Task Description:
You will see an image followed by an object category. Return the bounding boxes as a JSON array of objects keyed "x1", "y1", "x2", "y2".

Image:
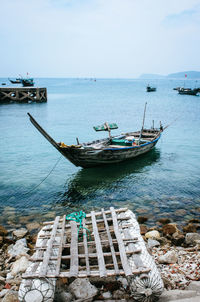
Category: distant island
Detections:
[{"x1": 139, "y1": 71, "x2": 200, "y2": 79}]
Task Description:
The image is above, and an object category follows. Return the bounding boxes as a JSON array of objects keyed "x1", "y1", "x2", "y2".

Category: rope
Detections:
[
  {"x1": 4, "y1": 155, "x2": 62, "y2": 203},
  {"x1": 23, "y1": 155, "x2": 62, "y2": 195},
  {"x1": 66, "y1": 211, "x2": 91, "y2": 240}
]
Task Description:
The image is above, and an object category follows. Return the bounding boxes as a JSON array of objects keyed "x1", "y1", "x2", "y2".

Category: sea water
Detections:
[{"x1": 0, "y1": 78, "x2": 200, "y2": 227}]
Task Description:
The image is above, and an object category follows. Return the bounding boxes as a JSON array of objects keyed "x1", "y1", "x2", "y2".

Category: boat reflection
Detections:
[{"x1": 56, "y1": 148, "x2": 161, "y2": 206}]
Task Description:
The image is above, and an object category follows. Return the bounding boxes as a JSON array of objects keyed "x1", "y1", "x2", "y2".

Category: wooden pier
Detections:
[{"x1": 0, "y1": 87, "x2": 47, "y2": 103}]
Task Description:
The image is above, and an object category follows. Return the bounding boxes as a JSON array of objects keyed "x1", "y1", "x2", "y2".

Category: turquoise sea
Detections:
[{"x1": 0, "y1": 78, "x2": 200, "y2": 228}]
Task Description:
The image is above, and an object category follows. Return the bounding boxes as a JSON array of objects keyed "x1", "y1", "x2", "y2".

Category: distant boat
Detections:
[
  {"x1": 177, "y1": 87, "x2": 199, "y2": 96},
  {"x1": 21, "y1": 78, "x2": 34, "y2": 87},
  {"x1": 146, "y1": 85, "x2": 156, "y2": 92},
  {"x1": 27, "y1": 104, "x2": 165, "y2": 168},
  {"x1": 8, "y1": 78, "x2": 21, "y2": 84}
]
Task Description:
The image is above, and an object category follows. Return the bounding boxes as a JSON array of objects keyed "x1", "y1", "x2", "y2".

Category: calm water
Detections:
[{"x1": 0, "y1": 78, "x2": 200, "y2": 228}]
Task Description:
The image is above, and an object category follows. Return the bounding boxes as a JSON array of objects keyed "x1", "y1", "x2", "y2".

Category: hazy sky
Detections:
[{"x1": 1, "y1": 0, "x2": 200, "y2": 78}]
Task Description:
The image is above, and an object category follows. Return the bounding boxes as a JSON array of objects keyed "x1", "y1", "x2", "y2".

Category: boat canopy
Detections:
[{"x1": 93, "y1": 122, "x2": 118, "y2": 132}]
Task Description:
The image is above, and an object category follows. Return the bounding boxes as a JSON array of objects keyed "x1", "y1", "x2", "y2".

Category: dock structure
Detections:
[
  {"x1": 0, "y1": 87, "x2": 47, "y2": 103},
  {"x1": 19, "y1": 207, "x2": 164, "y2": 302}
]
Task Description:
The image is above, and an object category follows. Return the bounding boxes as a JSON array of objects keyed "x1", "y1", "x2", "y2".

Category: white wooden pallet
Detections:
[{"x1": 23, "y1": 207, "x2": 150, "y2": 279}]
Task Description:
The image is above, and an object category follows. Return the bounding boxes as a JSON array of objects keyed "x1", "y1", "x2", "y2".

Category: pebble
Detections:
[
  {"x1": 137, "y1": 216, "x2": 148, "y2": 224},
  {"x1": 158, "y1": 218, "x2": 171, "y2": 225},
  {"x1": 7, "y1": 238, "x2": 29, "y2": 257},
  {"x1": 26, "y1": 222, "x2": 40, "y2": 232},
  {"x1": 0, "y1": 289, "x2": 9, "y2": 298},
  {"x1": 145, "y1": 230, "x2": 160, "y2": 239},
  {"x1": 140, "y1": 224, "x2": 148, "y2": 235},
  {"x1": 0, "y1": 276, "x2": 5, "y2": 283},
  {"x1": 0, "y1": 225, "x2": 8, "y2": 236},
  {"x1": 102, "y1": 291, "x2": 112, "y2": 299},
  {"x1": 147, "y1": 238, "x2": 160, "y2": 249},
  {"x1": 162, "y1": 223, "x2": 179, "y2": 236},
  {"x1": 183, "y1": 224, "x2": 197, "y2": 233},
  {"x1": 68, "y1": 278, "x2": 98, "y2": 300},
  {"x1": 186, "y1": 281, "x2": 200, "y2": 293},
  {"x1": 11, "y1": 256, "x2": 30, "y2": 276},
  {"x1": 160, "y1": 289, "x2": 198, "y2": 301},
  {"x1": 158, "y1": 250, "x2": 178, "y2": 264},
  {"x1": 13, "y1": 228, "x2": 28, "y2": 239},
  {"x1": 2, "y1": 290, "x2": 19, "y2": 302},
  {"x1": 185, "y1": 233, "x2": 200, "y2": 246},
  {"x1": 172, "y1": 232, "x2": 185, "y2": 246}
]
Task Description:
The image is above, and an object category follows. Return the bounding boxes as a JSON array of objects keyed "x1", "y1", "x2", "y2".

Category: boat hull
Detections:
[
  {"x1": 59, "y1": 137, "x2": 160, "y2": 168},
  {"x1": 178, "y1": 88, "x2": 199, "y2": 95}
]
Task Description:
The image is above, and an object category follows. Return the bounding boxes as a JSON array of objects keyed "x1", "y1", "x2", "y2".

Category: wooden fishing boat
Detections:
[
  {"x1": 21, "y1": 78, "x2": 34, "y2": 87},
  {"x1": 177, "y1": 87, "x2": 199, "y2": 95},
  {"x1": 8, "y1": 78, "x2": 21, "y2": 84},
  {"x1": 28, "y1": 106, "x2": 163, "y2": 168},
  {"x1": 146, "y1": 85, "x2": 156, "y2": 92}
]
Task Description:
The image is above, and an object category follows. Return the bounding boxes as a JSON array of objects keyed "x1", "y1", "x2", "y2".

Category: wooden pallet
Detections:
[{"x1": 23, "y1": 207, "x2": 150, "y2": 279}]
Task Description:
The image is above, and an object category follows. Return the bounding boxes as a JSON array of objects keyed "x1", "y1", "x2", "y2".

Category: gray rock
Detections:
[
  {"x1": 68, "y1": 278, "x2": 98, "y2": 300},
  {"x1": 147, "y1": 238, "x2": 160, "y2": 249},
  {"x1": 55, "y1": 290, "x2": 73, "y2": 302},
  {"x1": 185, "y1": 233, "x2": 200, "y2": 246},
  {"x1": 145, "y1": 230, "x2": 160, "y2": 239},
  {"x1": 117, "y1": 276, "x2": 129, "y2": 289},
  {"x1": 6, "y1": 273, "x2": 14, "y2": 280},
  {"x1": 102, "y1": 291, "x2": 112, "y2": 299},
  {"x1": 0, "y1": 275, "x2": 5, "y2": 283},
  {"x1": 7, "y1": 238, "x2": 29, "y2": 257},
  {"x1": 2, "y1": 290, "x2": 18, "y2": 302},
  {"x1": 13, "y1": 228, "x2": 28, "y2": 239},
  {"x1": 175, "y1": 298, "x2": 200, "y2": 302},
  {"x1": 0, "y1": 289, "x2": 9, "y2": 298},
  {"x1": 160, "y1": 289, "x2": 198, "y2": 301},
  {"x1": 186, "y1": 281, "x2": 200, "y2": 293},
  {"x1": 158, "y1": 250, "x2": 178, "y2": 264},
  {"x1": 112, "y1": 289, "x2": 126, "y2": 299},
  {"x1": 26, "y1": 222, "x2": 40, "y2": 231},
  {"x1": 11, "y1": 255, "x2": 30, "y2": 276}
]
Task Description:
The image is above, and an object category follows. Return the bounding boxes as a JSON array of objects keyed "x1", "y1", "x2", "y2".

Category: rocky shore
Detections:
[{"x1": 0, "y1": 215, "x2": 200, "y2": 301}]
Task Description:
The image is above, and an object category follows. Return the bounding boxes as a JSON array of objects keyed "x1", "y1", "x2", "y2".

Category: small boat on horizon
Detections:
[
  {"x1": 27, "y1": 104, "x2": 165, "y2": 168},
  {"x1": 21, "y1": 78, "x2": 34, "y2": 87},
  {"x1": 146, "y1": 85, "x2": 156, "y2": 92},
  {"x1": 177, "y1": 87, "x2": 200, "y2": 96},
  {"x1": 8, "y1": 78, "x2": 21, "y2": 84}
]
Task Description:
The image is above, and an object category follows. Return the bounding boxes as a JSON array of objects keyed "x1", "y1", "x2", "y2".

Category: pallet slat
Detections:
[
  {"x1": 82, "y1": 218, "x2": 91, "y2": 276},
  {"x1": 39, "y1": 216, "x2": 60, "y2": 277},
  {"x1": 42, "y1": 208, "x2": 128, "y2": 226},
  {"x1": 91, "y1": 211, "x2": 107, "y2": 277},
  {"x1": 34, "y1": 237, "x2": 138, "y2": 250},
  {"x1": 55, "y1": 215, "x2": 66, "y2": 276},
  {"x1": 101, "y1": 208, "x2": 120, "y2": 275},
  {"x1": 31, "y1": 249, "x2": 141, "y2": 262},
  {"x1": 69, "y1": 221, "x2": 79, "y2": 277},
  {"x1": 110, "y1": 207, "x2": 132, "y2": 276},
  {"x1": 23, "y1": 267, "x2": 151, "y2": 279}
]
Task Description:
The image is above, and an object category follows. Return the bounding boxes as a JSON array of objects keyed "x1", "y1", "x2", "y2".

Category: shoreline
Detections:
[{"x1": 0, "y1": 214, "x2": 200, "y2": 301}]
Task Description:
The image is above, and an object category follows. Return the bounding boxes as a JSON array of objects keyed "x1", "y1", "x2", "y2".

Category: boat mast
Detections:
[{"x1": 139, "y1": 102, "x2": 147, "y2": 143}]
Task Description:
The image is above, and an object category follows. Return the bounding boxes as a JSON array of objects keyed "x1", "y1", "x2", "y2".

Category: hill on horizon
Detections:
[{"x1": 139, "y1": 71, "x2": 200, "y2": 79}]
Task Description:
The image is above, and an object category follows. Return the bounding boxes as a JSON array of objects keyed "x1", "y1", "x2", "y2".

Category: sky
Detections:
[{"x1": 0, "y1": 0, "x2": 200, "y2": 78}]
